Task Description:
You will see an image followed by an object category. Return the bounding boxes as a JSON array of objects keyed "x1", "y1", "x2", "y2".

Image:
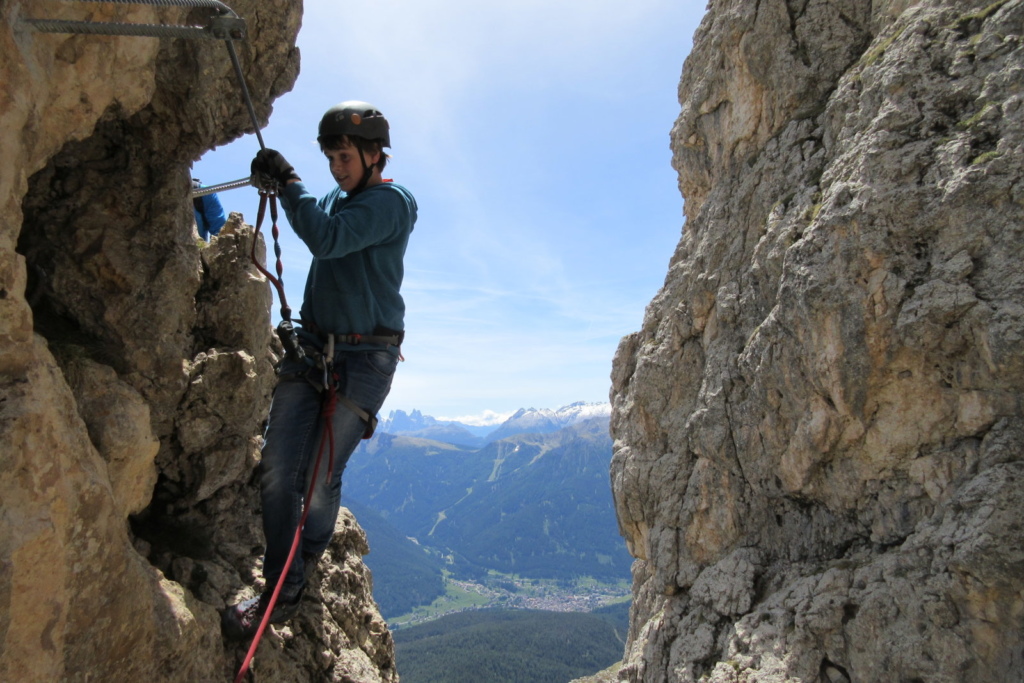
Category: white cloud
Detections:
[
  {"x1": 436, "y1": 409, "x2": 516, "y2": 426},
  {"x1": 297, "y1": 0, "x2": 704, "y2": 149}
]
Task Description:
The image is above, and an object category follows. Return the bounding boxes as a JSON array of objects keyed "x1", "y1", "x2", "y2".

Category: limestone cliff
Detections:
[
  {"x1": 1, "y1": 1, "x2": 395, "y2": 680},
  {"x1": 611, "y1": 0, "x2": 1024, "y2": 681}
]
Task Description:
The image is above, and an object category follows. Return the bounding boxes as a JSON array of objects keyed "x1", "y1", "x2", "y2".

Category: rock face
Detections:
[
  {"x1": 611, "y1": 1, "x2": 1024, "y2": 681},
  {"x1": 1, "y1": 1, "x2": 395, "y2": 681}
]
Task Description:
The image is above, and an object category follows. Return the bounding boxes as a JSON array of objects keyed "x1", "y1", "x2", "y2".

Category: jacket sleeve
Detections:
[
  {"x1": 280, "y1": 182, "x2": 407, "y2": 259},
  {"x1": 202, "y1": 194, "x2": 227, "y2": 234}
]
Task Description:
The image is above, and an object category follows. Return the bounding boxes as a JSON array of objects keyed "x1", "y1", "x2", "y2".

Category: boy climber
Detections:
[{"x1": 222, "y1": 101, "x2": 417, "y2": 639}]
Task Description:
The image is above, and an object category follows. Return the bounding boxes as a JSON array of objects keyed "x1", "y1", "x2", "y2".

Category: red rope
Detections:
[
  {"x1": 234, "y1": 187, "x2": 339, "y2": 680},
  {"x1": 233, "y1": 384, "x2": 337, "y2": 682}
]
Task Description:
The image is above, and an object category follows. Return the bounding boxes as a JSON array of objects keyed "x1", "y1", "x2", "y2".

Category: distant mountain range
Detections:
[
  {"x1": 377, "y1": 410, "x2": 490, "y2": 448},
  {"x1": 346, "y1": 402, "x2": 631, "y2": 616},
  {"x1": 378, "y1": 401, "x2": 612, "y2": 448}
]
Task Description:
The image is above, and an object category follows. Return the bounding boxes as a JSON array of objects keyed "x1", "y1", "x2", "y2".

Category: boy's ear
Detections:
[{"x1": 368, "y1": 143, "x2": 383, "y2": 165}]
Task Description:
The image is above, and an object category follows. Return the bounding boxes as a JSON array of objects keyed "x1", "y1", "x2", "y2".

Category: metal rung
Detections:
[
  {"x1": 20, "y1": 2, "x2": 246, "y2": 41},
  {"x1": 191, "y1": 176, "x2": 253, "y2": 198},
  {"x1": 23, "y1": 17, "x2": 245, "y2": 40}
]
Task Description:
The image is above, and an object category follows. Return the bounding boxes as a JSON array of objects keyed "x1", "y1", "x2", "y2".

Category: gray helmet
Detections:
[{"x1": 317, "y1": 101, "x2": 390, "y2": 148}]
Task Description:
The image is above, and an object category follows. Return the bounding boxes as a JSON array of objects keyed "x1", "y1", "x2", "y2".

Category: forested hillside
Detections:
[
  {"x1": 345, "y1": 499, "x2": 446, "y2": 618},
  {"x1": 346, "y1": 417, "x2": 632, "y2": 582},
  {"x1": 393, "y1": 605, "x2": 629, "y2": 683}
]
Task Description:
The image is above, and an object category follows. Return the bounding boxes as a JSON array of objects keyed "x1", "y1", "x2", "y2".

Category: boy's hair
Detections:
[{"x1": 320, "y1": 135, "x2": 389, "y2": 172}]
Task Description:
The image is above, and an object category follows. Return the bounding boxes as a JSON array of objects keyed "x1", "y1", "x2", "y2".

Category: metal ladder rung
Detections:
[
  {"x1": 191, "y1": 177, "x2": 253, "y2": 198},
  {"x1": 23, "y1": 17, "x2": 244, "y2": 40},
  {"x1": 20, "y1": 0, "x2": 246, "y2": 41}
]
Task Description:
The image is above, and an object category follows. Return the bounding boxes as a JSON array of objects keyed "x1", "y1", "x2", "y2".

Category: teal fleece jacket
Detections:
[{"x1": 279, "y1": 180, "x2": 417, "y2": 345}]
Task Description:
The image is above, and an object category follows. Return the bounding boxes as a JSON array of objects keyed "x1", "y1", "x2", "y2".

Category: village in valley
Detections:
[{"x1": 389, "y1": 575, "x2": 631, "y2": 629}]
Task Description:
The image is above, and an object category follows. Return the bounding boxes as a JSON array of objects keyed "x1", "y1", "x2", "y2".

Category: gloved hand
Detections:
[{"x1": 251, "y1": 148, "x2": 300, "y2": 187}]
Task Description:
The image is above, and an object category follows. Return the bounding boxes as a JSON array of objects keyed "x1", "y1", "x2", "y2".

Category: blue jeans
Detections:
[{"x1": 259, "y1": 348, "x2": 398, "y2": 595}]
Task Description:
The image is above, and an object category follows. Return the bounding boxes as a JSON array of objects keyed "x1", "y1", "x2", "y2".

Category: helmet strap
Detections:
[{"x1": 347, "y1": 147, "x2": 374, "y2": 196}]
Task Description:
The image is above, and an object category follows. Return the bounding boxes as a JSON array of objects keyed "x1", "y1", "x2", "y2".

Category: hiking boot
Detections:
[{"x1": 221, "y1": 588, "x2": 303, "y2": 641}]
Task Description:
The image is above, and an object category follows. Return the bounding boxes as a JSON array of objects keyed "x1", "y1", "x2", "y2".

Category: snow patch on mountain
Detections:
[
  {"x1": 437, "y1": 409, "x2": 515, "y2": 427},
  {"x1": 380, "y1": 402, "x2": 611, "y2": 446},
  {"x1": 484, "y1": 402, "x2": 611, "y2": 442}
]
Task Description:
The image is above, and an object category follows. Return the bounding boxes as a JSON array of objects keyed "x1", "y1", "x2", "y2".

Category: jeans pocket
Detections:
[{"x1": 363, "y1": 350, "x2": 399, "y2": 379}]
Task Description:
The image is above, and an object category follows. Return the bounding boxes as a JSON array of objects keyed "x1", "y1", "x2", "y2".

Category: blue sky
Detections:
[{"x1": 194, "y1": 0, "x2": 706, "y2": 424}]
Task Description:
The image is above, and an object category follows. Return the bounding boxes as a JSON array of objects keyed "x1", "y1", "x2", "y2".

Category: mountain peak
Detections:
[
  {"x1": 379, "y1": 403, "x2": 611, "y2": 447},
  {"x1": 485, "y1": 402, "x2": 610, "y2": 442}
]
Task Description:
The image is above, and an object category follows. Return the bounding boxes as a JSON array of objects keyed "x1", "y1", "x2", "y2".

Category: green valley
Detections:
[
  {"x1": 388, "y1": 572, "x2": 631, "y2": 629},
  {"x1": 346, "y1": 414, "x2": 633, "y2": 596},
  {"x1": 343, "y1": 407, "x2": 633, "y2": 682}
]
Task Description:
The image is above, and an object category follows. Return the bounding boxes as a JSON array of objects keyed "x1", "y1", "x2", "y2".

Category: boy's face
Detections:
[{"x1": 324, "y1": 139, "x2": 381, "y2": 193}]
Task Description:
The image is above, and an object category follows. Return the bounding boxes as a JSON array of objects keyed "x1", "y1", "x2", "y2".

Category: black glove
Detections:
[{"x1": 251, "y1": 148, "x2": 300, "y2": 187}]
